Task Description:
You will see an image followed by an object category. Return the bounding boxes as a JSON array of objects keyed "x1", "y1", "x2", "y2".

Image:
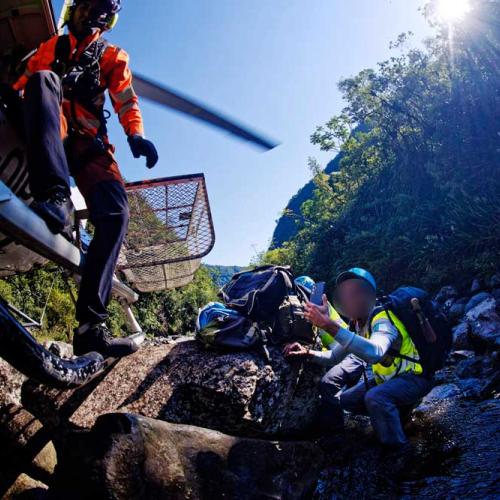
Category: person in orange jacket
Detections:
[{"x1": 14, "y1": 0, "x2": 158, "y2": 358}]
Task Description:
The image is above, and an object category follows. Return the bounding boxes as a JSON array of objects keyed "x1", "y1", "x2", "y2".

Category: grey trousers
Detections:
[{"x1": 340, "y1": 372, "x2": 434, "y2": 446}]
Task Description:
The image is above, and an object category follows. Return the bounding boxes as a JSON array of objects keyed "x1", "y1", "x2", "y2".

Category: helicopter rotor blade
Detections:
[{"x1": 132, "y1": 73, "x2": 278, "y2": 151}]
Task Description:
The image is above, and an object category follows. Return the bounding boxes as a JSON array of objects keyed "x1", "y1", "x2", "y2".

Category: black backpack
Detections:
[
  {"x1": 219, "y1": 265, "x2": 316, "y2": 346},
  {"x1": 219, "y1": 266, "x2": 295, "y2": 321},
  {"x1": 370, "y1": 286, "x2": 452, "y2": 376}
]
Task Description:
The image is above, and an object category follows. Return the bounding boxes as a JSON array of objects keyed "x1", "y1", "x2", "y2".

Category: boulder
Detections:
[
  {"x1": 414, "y1": 383, "x2": 461, "y2": 414},
  {"x1": 452, "y1": 322, "x2": 471, "y2": 350},
  {"x1": 435, "y1": 285, "x2": 458, "y2": 304},
  {"x1": 466, "y1": 298, "x2": 500, "y2": 349},
  {"x1": 22, "y1": 340, "x2": 324, "y2": 438},
  {"x1": 54, "y1": 413, "x2": 324, "y2": 500},
  {"x1": 0, "y1": 358, "x2": 26, "y2": 407},
  {"x1": 465, "y1": 292, "x2": 493, "y2": 313}
]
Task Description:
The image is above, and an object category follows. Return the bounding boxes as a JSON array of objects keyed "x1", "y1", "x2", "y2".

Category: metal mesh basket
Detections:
[{"x1": 117, "y1": 174, "x2": 215, "y2": 292}]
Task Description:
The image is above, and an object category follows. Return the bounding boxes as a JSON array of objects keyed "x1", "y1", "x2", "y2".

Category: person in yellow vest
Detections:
[{"x1": 285, "y1": 268, "x2": 433, "y2": 450}]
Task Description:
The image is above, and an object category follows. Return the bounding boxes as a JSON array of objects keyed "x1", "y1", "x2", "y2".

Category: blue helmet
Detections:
[
  {"x1": 294, "y1": 275, "x2": 316, "y2": 293},
  {"x1": 335, "y1": 267, "x2": 377, "y2": 292},
  {"x1": 196, "y1": 302, "x2": 241, "y2": 332}
]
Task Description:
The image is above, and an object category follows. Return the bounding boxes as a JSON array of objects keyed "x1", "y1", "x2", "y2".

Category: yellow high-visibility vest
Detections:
[
  {"x1": 319, "y1": 303, "x2": 348, "y2": 349},
  {"x1": 371, "y1": 309, "x2": 423, "y2": 384}
]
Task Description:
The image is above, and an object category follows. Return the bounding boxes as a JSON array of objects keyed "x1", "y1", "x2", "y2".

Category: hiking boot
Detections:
[
  {"x1": 31, "y1": 187, "x2": 74, "y2": 240},
  {"x1": 73, "y1": 323, "x2": 139, "y2": 358}
]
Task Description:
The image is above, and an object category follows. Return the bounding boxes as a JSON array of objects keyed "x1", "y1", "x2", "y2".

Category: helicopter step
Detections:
[{"x1": 0, "y1": 297, "x2": 144, "y2": 388}]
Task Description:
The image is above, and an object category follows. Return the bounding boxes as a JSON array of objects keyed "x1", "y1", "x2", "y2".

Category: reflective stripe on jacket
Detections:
[
  {"x1": 371, "y1": 309, "x2": 423, "y2": 384},
  {"x1": 14, "y1": 31, "x2": 144, "y2": 138}
]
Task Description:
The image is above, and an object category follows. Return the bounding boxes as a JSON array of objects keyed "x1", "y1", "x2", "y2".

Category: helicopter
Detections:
[{"x1": 0, "y1": 0, "x2": 277, "y2": 388}]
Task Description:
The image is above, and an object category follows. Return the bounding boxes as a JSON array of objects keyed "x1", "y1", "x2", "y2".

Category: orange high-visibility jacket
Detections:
[{"x1": 14, "y1": 30, "x2": 144, "y2": 139}]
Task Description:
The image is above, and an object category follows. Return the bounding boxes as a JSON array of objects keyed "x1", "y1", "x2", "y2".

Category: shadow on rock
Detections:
[{"x1": 52, "y1": 412, "x2": 325, "y2": 500}]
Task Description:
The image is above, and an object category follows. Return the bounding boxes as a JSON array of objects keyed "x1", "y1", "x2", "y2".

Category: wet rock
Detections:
[
  {"x1": 488, "y1": 273, "x2": 500, "y2": 289},
  {"x1": 415, "y1": 383, "x2": 461, "y2": 414},
  {"x1": 2, "y1": 474, "x2": 48, "y2": 500},
  {"x1": 449, "y1": 350, "x2": 475, "y2": 362},
  {"x1": 464, "y1": 292, "x2": 493, "y2": 313},
  {"x1": 23, "y1": 340, "x2": 323, "y2": 438},
  {"x1": 455, "y1": 377, "x2": 483, "y2": 399},
  {"x1": 0, "y1": 404, "x2": 57, "y2": 490},
  {"x1": 466, "y1": 298, "x2": 500, "y2": 349},
  {"x1": 0, "y1": 358, "x2": 26, "y2": 407},
  {"x1": 435, "y1": 285, "x2": 458, "y2": 304},
  {"x1": 452, "y1": 322, "x2": 471, "y2": 350},
  {"x1": 54, "y1": 413, "x2": 324, "y2": 500},
  {"x1": 455, "y1": 356, "x2": 485, "y2": 379},
  {"x1": 442, "y1": 297, "x2": 456, "y2": 315},
  {"x1": 448, "y1": 302, "x2": 466, "y2": 323},
  {"x1": 470, "y1": 278, "x2": 484, "y2": 294}
]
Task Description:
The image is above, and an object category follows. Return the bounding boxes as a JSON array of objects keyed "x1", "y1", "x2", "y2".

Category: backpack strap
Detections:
[
  {"x1": 51, "y1": 34, "x2": 72, "y2": 77},
  {"x1": 369, "y1": 303, "x2": 420, "y2": 364}
]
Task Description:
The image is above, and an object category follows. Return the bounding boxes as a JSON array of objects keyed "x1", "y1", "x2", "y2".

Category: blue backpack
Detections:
[{"x1": 196, "y1": 302, "x2": 265, "y2": 352}]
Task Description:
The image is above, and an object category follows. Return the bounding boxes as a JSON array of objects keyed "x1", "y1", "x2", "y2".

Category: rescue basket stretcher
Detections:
[{"x1": 118, "y1": 173, "x2": 215, "y2": 292}]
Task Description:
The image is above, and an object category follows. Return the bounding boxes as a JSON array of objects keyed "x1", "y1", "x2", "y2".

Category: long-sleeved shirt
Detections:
[{"x1": 309, "y1": 312, "x2": 399, "y2": 368}]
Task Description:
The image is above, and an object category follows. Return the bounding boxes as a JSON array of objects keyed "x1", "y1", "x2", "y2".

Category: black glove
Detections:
[{"x1": 127, "y1": 135, "x2": 159, "y2": 169}]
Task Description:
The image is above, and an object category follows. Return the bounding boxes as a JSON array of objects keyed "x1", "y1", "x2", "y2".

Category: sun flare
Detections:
[{"x1": 436, "y1": 0, "x2": 472, "y2": 22}]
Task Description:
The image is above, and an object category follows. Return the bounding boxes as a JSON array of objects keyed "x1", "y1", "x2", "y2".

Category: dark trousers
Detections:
[
  {"x1": 23, "y1": 70, "x2": 70, "y2": 200},
  {"x1": 23, "y1": 70, "x2": 129, "y2": 325},
  {"x1": 321, "y1": 356, "x2": 433, "y2": 446}
]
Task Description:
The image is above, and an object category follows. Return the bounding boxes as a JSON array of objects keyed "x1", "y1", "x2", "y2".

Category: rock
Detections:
[
  {"x1": 466, "y1": 298, "x2": 500, "y2": 349},
  {"x1": 0, "y1": 404, "x2": 57, "y2": 488},
  {"x1": 470, "y1": 278, "x2": 484, "y2": 294},
  {"x1": 415, "y1": 383, "x2": 461, "y2": 414},
  {"x1": 488, "y1": 273, "x2": 500, "y2": 289},
  {"x1": 23, "y1": 340, "x2": 323, "y2": 437},
  {"x1": 448, "y1": 302, "x2": 466, "y2": 323},
  {"x1": 450, "y1": 350, "x2": 475, "y2": 361},
  {"x1": 0, "y1": 358, "x2": 26, "y2": 407},
  {"x1": 465, "y1": 292, "x2": 493, "y2": 313},
  {"x1": 455, "y1": 356, "x2": 485, "y2": 379},
  {"x1": 54, "y1": 413, "x2": 324, "y2": 500},
  {"x1": 492, "y1": 288, "x2": 500, "y2": 302},
  {"x1": 2, "y1": 473, "x2": 48, "y2": 500},
  {"x1": 43, "y1": 340, "x2": 74, "y2": 359},
  {"x1": 435, "y1": 285, "x2": 458, "y2": 304},
  {"x1": 455, "y1": 377, "x2": 484, "y2": 399},
  {"x1": 442, "y1": 297, "x2": 456, "y2": 315},
  {"x1": 452, "y1": 322, "x2": 471, "y2": 350}
]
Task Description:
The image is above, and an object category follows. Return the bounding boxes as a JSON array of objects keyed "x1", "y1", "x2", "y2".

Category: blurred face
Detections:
[{"x1": 334, "y1": 279, "x2": 376, "y2": 320}]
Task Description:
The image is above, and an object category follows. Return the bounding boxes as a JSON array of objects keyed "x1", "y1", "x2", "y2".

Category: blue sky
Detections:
[{"x1": 54, "y1": 0, "x2": 434, "y2": 266}]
